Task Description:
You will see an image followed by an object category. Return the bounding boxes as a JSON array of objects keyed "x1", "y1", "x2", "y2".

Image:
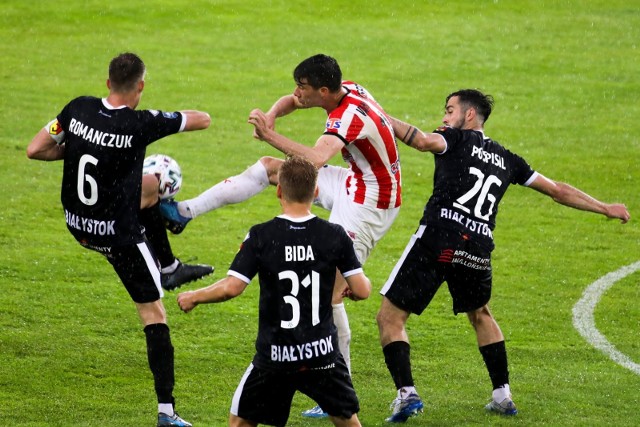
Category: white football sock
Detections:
[
  {"x1": 160, "y1": 259, "x2": 180, "y2": 274},
  {"x1": 492, "y1": 383, "x2": 511, "y2": 402},
  {"x1": 158, "y1": 403, "x2": 174, "y2": 416},
  {"x1": 182, "y1": 160, "x2": 270, "y2": 218},
  {"x1": 398, "y1": 386, "x2": 417, "y2": 399},
  {"x1": 333, "y1": 303, "x2": 351, "y2": 374}
]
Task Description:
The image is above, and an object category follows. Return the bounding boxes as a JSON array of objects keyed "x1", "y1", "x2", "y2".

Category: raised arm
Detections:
[
  {"x1": 528, "y1": 173, "x2": 630, "y2": 223},
  {"x1": 248, "y1": 109, "x2": 343, "y2": 168},
  {"x1": 266, "y1": 94, "x2": 305, "y2": 119},
  {"x1": 180, "y1": 110, "x2": 211, "y2": 131},
  {"x1": 27, "y1": 128, "x2": 65, "y2": 161},
  {"x1": 390, "y1": 116, "x2": 446, "y2": 153},
  {"x1": 176, "y1": 275, "x2": 248, "y2": 313},
  {"x1": 251, "y1": 95, "x2": 305, "y2": 139}
]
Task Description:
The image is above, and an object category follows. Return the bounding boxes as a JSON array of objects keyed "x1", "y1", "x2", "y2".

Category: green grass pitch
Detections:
[{"x1": 1, "y1": 1, "x2": 638, "y2": 425}]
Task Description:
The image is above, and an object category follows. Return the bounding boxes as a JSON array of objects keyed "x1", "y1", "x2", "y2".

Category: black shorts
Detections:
[
  {"x1": 79, "y1": 239, "x2": 163, "y2": 304},
  {"x1": 231, "y1": 355, "x2": 359, "y2": 426},
  {"x1": 381, "y1": 225, "x2": 493, "y2": 315}
]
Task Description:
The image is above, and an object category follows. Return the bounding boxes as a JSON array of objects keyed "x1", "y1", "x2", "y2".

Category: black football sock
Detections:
[
  {"x1": 383, "y1": 341, "x2": 414, "y2": 389},
  {"x1": 144, "y1": 323, "x2": 175, "y2": 404},
  {"x1": 139, "y1": 203, "x2": 175, "y2": 268},
  {"x1": 479, "y1": 340, "x2": 509, "y2": 389}
]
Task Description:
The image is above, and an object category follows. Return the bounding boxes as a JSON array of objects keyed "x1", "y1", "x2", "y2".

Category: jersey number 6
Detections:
[{"x1": 77, "y1": 154, "x2": 99, "y2": 206}]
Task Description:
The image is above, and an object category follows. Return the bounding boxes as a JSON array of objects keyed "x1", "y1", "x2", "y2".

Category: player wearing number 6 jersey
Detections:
[
  {"x1": 376, "y1": 89, "x2": 630, "y2": 423},
  {"x1": 177, "y1": 156, "x2": 370, "y2": 427},
  {"x1": 27, "y1": 52, "x2": 213, "y2": 427}
]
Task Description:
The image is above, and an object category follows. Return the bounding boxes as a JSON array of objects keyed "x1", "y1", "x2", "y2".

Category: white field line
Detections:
[{"x1": 572, "y1": 261, "x2": 640, "y2": 375}]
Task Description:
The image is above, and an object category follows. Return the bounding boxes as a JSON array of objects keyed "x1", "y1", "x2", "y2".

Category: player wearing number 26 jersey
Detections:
[
  {"x1": 423, "y1": 125, "x2": 537, "y2": 251},
  {"x1": 377, "y1": 89, "x2": 629, "y2": 423}
]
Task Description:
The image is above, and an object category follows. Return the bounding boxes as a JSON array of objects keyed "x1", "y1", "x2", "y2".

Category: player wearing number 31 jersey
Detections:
[
  {"x1": 230, "y1": 215, "x2": 362, "y2": 371},
  {"x1": 177, "y1": 156, "x2": 370, "y2": 427}
]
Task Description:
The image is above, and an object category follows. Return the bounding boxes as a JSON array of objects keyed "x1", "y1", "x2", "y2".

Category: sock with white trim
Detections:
[
  {"x1": 479, "y1": 340, "x2": 510, "y2": 390},
  {"x1": 333, "y1": 303, "x2": 351, "y2": 373},
  {"x1": 492, "y1": 383, "x2": 512, "y2": 402},
  {"x1": 144, "y1": 323, "x2": 175, "y2": 406},
  {"x1": 158, "y1": 403, "x2": 174, "y2": 416},
  {"x1": 183, "y1": 160, "x2": 270, "y2": 218}
]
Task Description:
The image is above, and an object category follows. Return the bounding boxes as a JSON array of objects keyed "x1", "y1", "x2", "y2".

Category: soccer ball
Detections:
[{"x1": 143, "y1": 154, "x2": 183, "y2": 199}]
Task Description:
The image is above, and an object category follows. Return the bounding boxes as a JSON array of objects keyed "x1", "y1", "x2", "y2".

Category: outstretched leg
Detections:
[
  {"x1": 161, "y1": 157, "x2": 282, "y2": 234},
  {"x1": 184, "y1": 156, "x2": 281, "y2": 217}
]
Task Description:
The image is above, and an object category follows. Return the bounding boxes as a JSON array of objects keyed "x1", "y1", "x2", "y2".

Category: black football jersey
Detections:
[
  {"x1": 229, "y1": 215, "x2": 363, "y2": 371},
  {"x1": 422, "y1": 126, "x2": 537, "y2": 250},
  {"x1": 55, "y1": 96, "x2": 184, "y2": 246}
]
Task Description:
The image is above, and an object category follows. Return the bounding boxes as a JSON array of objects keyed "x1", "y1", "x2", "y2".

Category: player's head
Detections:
[
  {"x1": 446, "y1": 89, "x2": 494, "y2": 125},
  {"x1": 278, "y1": 156, "x2": 318, "y2": 204},
  {"x1": 108, "y1": 52, "x2": 146, "y2": 93},
  {"x1": 293, "y1": 54, "x2": 342, "y2": 92}
]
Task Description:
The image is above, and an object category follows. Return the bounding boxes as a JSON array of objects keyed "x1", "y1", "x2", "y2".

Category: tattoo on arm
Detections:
[{"x1": 402, "y1": 127, "x2": 418, "y2": 146}]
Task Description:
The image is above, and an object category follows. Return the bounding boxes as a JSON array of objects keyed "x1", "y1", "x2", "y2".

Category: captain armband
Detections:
[{"x1": 45, "y1": 119, "x2": 66, "y2": 145}]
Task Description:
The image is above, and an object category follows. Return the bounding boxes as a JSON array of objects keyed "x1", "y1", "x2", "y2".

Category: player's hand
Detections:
[
  {"x1": 342, "y1": 287, "x2": 362, "y2": 301},
  {"x1": 252, "y1": 111, "x2": 276, "y2": 139},
  {"x1": 606, "y1": 203, "x2": 630, "y2": 224},
  {"x1": 177, "y1": 291, "x2": 197, "y2": 313},
  {"x1": 248, "y1": 109, "x2": 270, "y2": 141}
]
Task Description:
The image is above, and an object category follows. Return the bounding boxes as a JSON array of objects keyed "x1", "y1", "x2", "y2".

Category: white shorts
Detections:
[{"x1": 315, "y1": 165, "x2": 400, "y2": 263}]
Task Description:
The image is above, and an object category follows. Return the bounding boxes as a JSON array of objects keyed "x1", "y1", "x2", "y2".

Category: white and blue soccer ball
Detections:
[{"x1": 143, "y1": 154, "x2": 183, "y2": 200}]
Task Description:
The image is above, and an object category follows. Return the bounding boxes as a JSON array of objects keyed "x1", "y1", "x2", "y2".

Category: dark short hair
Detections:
[
  {"x1": 108, "y1": 52, "x2": 145, "y2": 93},
  {"x1": 447, "y1": 89, "x2": 494, "y2": 123},
  {"x1": 293, "y1": 54, "x2": 342, "y2": 92},
  {"x1": 278, "y1": 156, "x2": 318, "y2": 203}
]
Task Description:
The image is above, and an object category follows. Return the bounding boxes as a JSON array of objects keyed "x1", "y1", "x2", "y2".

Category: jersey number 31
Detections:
[{"x1": 279, "y1": 270, "x2": 320, "y2": 329}]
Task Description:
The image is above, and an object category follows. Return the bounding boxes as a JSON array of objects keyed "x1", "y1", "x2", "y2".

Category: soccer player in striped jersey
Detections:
[{"x1": 162, "y1": 54, "x2": 402, "y2": 418}]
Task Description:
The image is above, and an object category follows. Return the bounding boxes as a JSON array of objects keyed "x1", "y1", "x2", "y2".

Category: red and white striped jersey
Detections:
[{"x1": 324, "y1": 81, "x2": 402, "y2": 210}]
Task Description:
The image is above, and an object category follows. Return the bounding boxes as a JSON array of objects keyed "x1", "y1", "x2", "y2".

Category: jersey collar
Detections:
[
  {"x1": 277, "y1": 214, "x2": 316, "y2": 222},
  {"x1": 102, "y1": 98, "x2": 128, "y2": 110}
]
